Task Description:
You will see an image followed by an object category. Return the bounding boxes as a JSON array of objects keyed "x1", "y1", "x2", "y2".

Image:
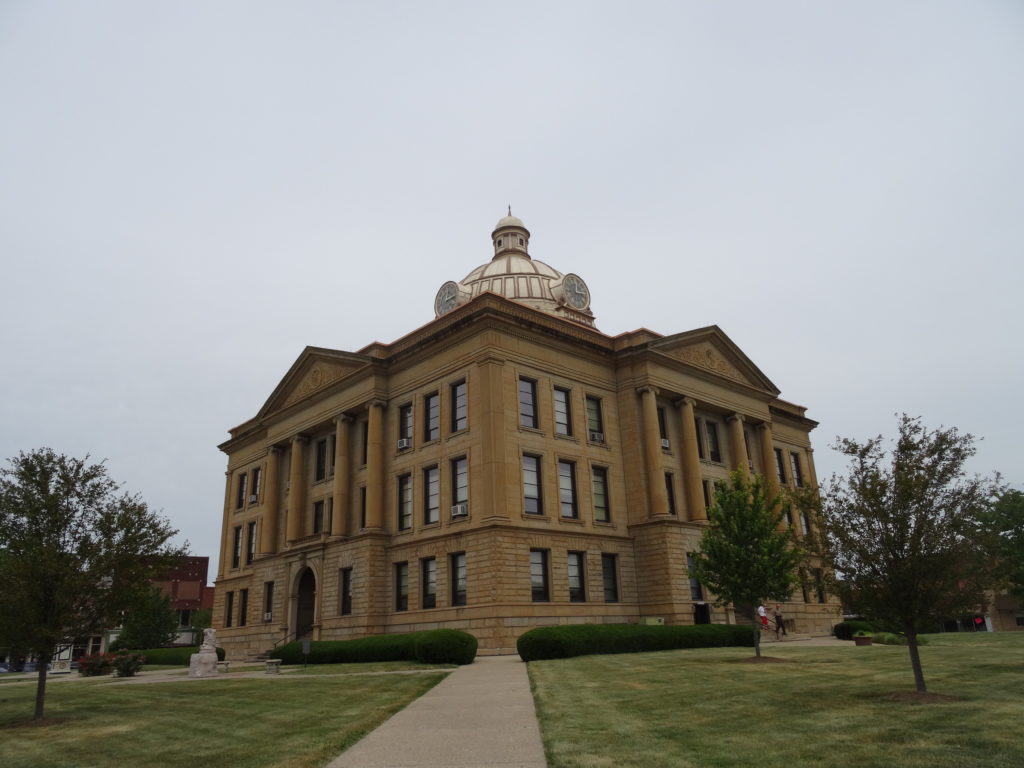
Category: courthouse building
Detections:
[{"x1": 213, "y1": 213, "x2": 841, "y2": 656}]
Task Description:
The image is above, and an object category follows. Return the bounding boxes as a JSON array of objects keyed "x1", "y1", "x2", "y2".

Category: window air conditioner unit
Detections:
[
  {"x1": 660, "y1": 438, "x2": 670, "y2": 449},
  {"x1": 263, "y1": 612, "x2": 272, "y2": 622},
  {"x1": 450, "y1": 503, "x2": 469, "y2": 518},
  {"x1": 397, "y1": 438, "x2": 412, "y2": 450},
  {"x1": 589, "y1": 431, "x2": 604, "y2": 443},
  {"x1": 248, "y1": 494, "x2": 258, "y2": 504}
]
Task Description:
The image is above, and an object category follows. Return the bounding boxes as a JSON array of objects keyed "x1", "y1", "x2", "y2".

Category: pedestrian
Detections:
[
  {"x1": 757, "y1": 603, "x2": 769, "y2": 632},
  {"x1": 773, "y1": 604, "x2": 787, "y2": 638}
]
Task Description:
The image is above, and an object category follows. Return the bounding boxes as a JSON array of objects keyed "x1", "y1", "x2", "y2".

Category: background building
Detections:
[{"x1": 213, "y1": 214, "x2": 841, "y2": 657}]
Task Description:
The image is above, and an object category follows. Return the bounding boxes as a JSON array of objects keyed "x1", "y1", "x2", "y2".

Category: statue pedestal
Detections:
[{"x1": 188, "y1": 648, "x2": 219, "y2": 678}]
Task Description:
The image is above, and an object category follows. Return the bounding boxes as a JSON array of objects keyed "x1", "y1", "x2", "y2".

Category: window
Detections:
[
  {"x1": 250, "y1": 466, "x2": 261, "y2": 500},
  {"x1": 774, "y1": 448, "x2": 787, "y2": 484},
  {"x1": 246, "y1": 520, "x2": 256, "y2": 565},
  {"x1": 424, "y1": 466, "x2": 439, "y2": 524},
  {"x1": 264, "y1": 581, "x2": 274, "y2": 621},
  {"x1": 326, "y1": 498, "x2": 333, "y2": 533},
  {"x1": 522, "y1": 454, "x2": 543, "y2": 515},
  {"x1": 702, "y1": 479, "x2": 712, "y2": 510},
  {"x1": 744, "y1": 430, "x2": 755, "y2": 471},
  {"x1": 451, "y1": 456, "x2": 468, "y2": 505},
  {"x1": 568, "y1": 551, "x2": 586, "y2": 602},
  {"x1": 450, "y1": 552, "x2": 467, "y2": 606},
  {"x1": 592, "y1": 466, "x2": 610, "y2": 522},
  {"x1": 424, "y1": 393, "x2": 440, "y2": 441},
  {"x1": 800, "y1": 511, "x2": 811, "y2": 536},
  {"x1": 530, "y1": 549, "x2": 550, "y2": 602},
  {"x1": 790, "y1": 452, "x2": 804, "y2": 487},
  {"x1": 553, "y1": 387, "x2": 572, "y2": 436},
  {"x1": 657, "y1": 406, "x2": 668, "y2": 447},
  {"x1": 686, "y1": 554, "x2": 703, "y2": 601},
  {"x1": 361, "y1": 420, "x2": 369, "y2": 465},
  {"x1": 225, "y1": 591, "x2": 234, "y2": 628},
  {"x1": 398, "y1": 403, "x2": 413, "y2": 443},
  {"x1": 397, "y1": 474, "x2": 413, "y2": 530},
  {"x1": 665, "y1": 473, "x2": 677, "y2": 515},
  {"x1": 601, "y1": 554, "x2": 619, "y2": 602},
  {"x1": 450, "y1": 380, "x2": 467, "y2": 432},
  {"x1": 705, "y1": 420, "x2": 722, "y2": 462},
  {"x1": 235, "y1": 472, "x2": 247, "y2": 510},
  {"x1": 800, "y1": 570, "x2": 810, "y2": 603},
  {"x1": 421, "y1": 558, "x2": 437, "y2": 609},
  {"x1": 585, "y1": 396, "x2": 604, "y2": 440},
  {"x1": 814, "y1": 568, "x2": 826, "y2": 603},
  {"x1": 313, "y1": 500, "x2": 325, "y2": 534},
  {"x1": 339, "y1": 569, "x2": 352, "y2": 615},
  {"x1": 238, "y1": 588, "x2": 248, "y2": 627},
  {"x1": 359, "y1": 486, "x2": 366, "y2": 529},
  {"x1": 395, "y1": 562, "x2": 409, "y2": 611},
  {"x1": 314, "y1": 438, "x2": 328, "y2": 481},
  {"x1": 558, "y1": 460, "x2": 578, "y2": 519},
  {"x1": 231, "y1": 525, "x2": 242, "y2": 569},
  {"x1": 785, "y1": 505, "x2": 794, "y2": 527},
  {"x1": 518, "y1": 377, "x2": 538, "y2": 428}
]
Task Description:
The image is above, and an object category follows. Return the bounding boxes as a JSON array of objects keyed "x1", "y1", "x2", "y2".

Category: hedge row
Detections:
[
  {"x1": 131, "y1": 646, "x2": 226, "y2": 666},
  {"x1": 516, "y1": 623, "x2": 753, "y2": 662},
  {"x1": 832, "y1": 621, "x2": 878, "y2": 640},
  {"x1": 269, "y1": 629, "x2": 477, "y2": 666}
]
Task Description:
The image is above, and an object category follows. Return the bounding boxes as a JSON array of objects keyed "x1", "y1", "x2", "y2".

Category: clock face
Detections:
[
  {"x1": 563, "y1": 274, "x2": 590, "y2": 309},
  {"x1": 434, "y1": 281, "x2": 459, "y2": 316}
]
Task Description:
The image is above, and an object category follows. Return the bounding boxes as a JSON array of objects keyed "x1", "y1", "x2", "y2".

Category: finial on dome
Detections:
[{"x1": 508, "y1": 204, "x2": 512, "y2": 216}]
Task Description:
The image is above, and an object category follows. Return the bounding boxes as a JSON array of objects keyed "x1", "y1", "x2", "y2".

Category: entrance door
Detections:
[
  {"x1": 693, "y1": 603, "x2": 711, "y2": 624},
  {"x1": 296, "y1": 568, "x2": 316, "y2": 639}
]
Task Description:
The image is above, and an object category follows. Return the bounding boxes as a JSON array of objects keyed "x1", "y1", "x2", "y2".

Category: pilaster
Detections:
[{"x1": 639, "y1": 386, "x2": 669, "y2": 518}]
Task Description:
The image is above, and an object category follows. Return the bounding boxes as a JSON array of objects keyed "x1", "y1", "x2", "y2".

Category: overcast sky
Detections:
[{"x1": 2, "y1": 2, "x2": 1021, "y2": 573}]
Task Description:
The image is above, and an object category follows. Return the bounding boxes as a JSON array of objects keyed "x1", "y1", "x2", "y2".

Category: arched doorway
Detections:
[{"x1": 295, "y1": 568, "x2": 316, "y2": 639}]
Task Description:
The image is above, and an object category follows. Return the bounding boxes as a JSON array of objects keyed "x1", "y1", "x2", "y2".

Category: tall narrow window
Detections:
[
  {"x1": 450, "y1": 552, "x2": 467, "y2": 606},
  {"x1": 518, "y1": 377, "x2": 538, "y2": 428},
  {"x1": 774, "y1": 448, "x2": 787, "y2": 484},
  {"x1": 231, "y1": 526, "x2": 242, "y2": 569},
  {"x1": 702, "y1": 479, "x2": 712, "y2": 510},
  {"x1": 522, "y1": 454, "x2": 543, "y2": 515},
  {"x1": 585, "y1": 395, "x2": 604, "y2": 441},
  {"x1": 424, "y1": 466, "x2": 439, "y2": 524},
  {"x1": 657, "y1": 406, "x2": 668, "y2": 447},
  {"x1": 694, "y1": 418, "x2": 705, "y2": 459},
  {"x1": 250, "y1": 467, "x2": 261, "y2": 501},
  {"x1": 312, "y1": 500, "x2": 325, "y2": 534},
  {"x1": 553, "y1": 387, "x2": 572, "y2": 436},
  {"x1": 238, "y1": 589, "x2": 249, "y2": 627},
  {"x1": 245, "y1": 521, "x2": 256, "y2": 565},
  {"x1": 530, "y1": 549, "x2": 550, "y2": 602},
  {"x1": 785, "y1": 505, "x2": 794, "y2": 527},
  {"x1": 339, "y1": 568, "x2": 352, "y2": 615},
  {"x1": 592, "y1": 466, "x2": 610, "y2": 522},
  {"x1": 601, "y1": 554, "x2": 619, "y2": 603},
  {"x1": 558, "y1": 460, "x2": 578, "y2": 518},
  {"x1": 361, "y1": 421, "x2": 369, "y2": 465},
  {"x1": 800, "y1": 569, "x2": 810, "y2": 603},
  {"x1": 397, "y1": 474, "x2": 413, "y2": 530},
  {"x1": 705, "y1": 420, "x2": 722, "y2": 462},
  {"x1": 326, "y1": 498, "x2": 333, "y2": 533},
  {"x1": 790, "y1": 452, "x2": 804, "y2": 487},
  {"x1": 225, "y1": 591, "x2": 234, "y2": 628},
  {"x1": 421, "y1": 557, "x2": 437, "y2": 609},
  {"x1": 686, "y1": 553, "x2": 704, "y2": 601},
  {"x1": 665, "y1": 473, "x2": 677, "y2": 515},
  {"x1": 450, "y1": 380, "x2": 467, "y2": 432},
  {"x1": 800, "y1": 510, "x2": 811, "y2": 536},
  {"x1": 263, "y1": 581, "x2": 274, "y2": 621},
  {"x1": 568, "y1": 551, "x2": 586, "y2": 602},
  {"x1": 314, "y1": 438, "x2": 328, "y2": 481},
  {"x1": 744, "y1": 430, "x2": 755, "y2": 471},
  {"x1": 451, "y1": 457, "x2": 468, "y2": 506},
  {"x1": 424, "y1": 393, "x2": 440, "y2": 441},
  {"x1": 359, "y1": 486, "x2": 367, "y2": 529},
  {"x1": 814, "y1": 568, "x2": 826, "y2": 603},
  {"x1": 235, "y1": 472, "x2": 247, "y2": 510},
  {"x1": 398, "y1": 403, "x2": 413, "y2": 444},
  {"x1": 395, "y1": 562, "x2": 409, "y2": 611}
]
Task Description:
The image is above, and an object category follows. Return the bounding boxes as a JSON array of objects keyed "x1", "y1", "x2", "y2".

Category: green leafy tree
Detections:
[
  {"x1": 815, "y1": 416, "x2": 1000, "y2": 693},
  {"x1": 113, "y1": 586, "x2": 180, "y2": 651},
  {"x1": 691, "y1": 471, "x2": 806, "y2": 657},
  {"x1": 982, "y1": 489, "x2": 1024, "y2": 599},
  {"x1": 0, "y1": 448, "x2": 185, "y2": 720}
]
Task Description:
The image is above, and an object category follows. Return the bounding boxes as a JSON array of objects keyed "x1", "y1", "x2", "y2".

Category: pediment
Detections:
[
  {"x1": 650, "y1": 326, "x2": 779, "y2": 395},
  {"x1": 258, "y1": 346, "x2": 373, "y2": 418}
]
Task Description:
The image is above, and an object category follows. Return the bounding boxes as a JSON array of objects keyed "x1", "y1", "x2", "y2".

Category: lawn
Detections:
[
  {"x1": 528, "y1": 632, "x2": 1024, "y2": 768},
  {"x1": 0, "y1": 663, "x2": 449, "y2": 768}
]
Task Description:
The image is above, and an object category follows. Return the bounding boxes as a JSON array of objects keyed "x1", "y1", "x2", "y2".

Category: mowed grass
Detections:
[
  {"x1": 0, "y1": 664, "x2": 449, "y2": 768},
  {"x1": 528, "y1": 633, "x2": 1024, "y2": 768}
]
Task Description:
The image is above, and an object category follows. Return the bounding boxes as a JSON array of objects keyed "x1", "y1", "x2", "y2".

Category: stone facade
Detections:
[{"x1": 212, "y1": 217, "x2": 842, "y2": 658}]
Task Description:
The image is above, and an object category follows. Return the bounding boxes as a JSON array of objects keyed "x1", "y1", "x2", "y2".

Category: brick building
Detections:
[{"x1": 213, "y1": 213, "x2": 841, "y2": 657}]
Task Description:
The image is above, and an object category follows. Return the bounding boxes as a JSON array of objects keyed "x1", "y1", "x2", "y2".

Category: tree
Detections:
[
  {"x1": 815, "y1": 416, "x2": 1000, "y2": 693},
  {"x1": 982, "y1": 489, "x2": 1024, "y2": 600},
  {"x1": 0, "y1": 449, "x2": 185, "y2": 719},
  {"x1": 112, "y1": 586, "x2": 180, "y2": 651},
  {"x1": 691, "y1": 471, "x2": 807, "y2": 657}
]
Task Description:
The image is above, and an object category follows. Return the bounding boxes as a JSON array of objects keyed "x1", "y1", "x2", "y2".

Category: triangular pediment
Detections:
[
  {"x1": 650, "y1": 325, "x2": 780, "y2": 395},
  {"x1": 257, "y1": 346, "x2": 373, "y2": 418}
]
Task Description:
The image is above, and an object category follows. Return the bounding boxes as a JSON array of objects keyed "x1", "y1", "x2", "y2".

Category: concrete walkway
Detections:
[{"x1": 326, "y1": 654, "x2": 546, "y2": 768}]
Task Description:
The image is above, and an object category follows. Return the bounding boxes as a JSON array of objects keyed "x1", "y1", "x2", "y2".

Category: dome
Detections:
[{"x1": 493, "y1": 214, "x2": 526, "y2": 231}]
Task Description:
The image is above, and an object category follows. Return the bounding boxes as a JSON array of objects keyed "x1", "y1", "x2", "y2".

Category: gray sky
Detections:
[{"x1": 2, "y1": 2, "x2": 1021, "y2": 572}]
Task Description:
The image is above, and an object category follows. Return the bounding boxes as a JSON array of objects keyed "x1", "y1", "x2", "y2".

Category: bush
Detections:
[
  {"x1": 516, "y1": 623, "x2": 753, "y2": 662},
  {"x1": 78, "y1": 653, "x2": 115, "y2": 676},
  {"x1": 872, "y1": 631, "x2": 927, "y2": 646},
  {"x1": 269, "y1": 629, "x2": 478, "y2": 666},
  {"x1": 127, "y1": 645, "x2": 225, "y2": 666},
  {"x1": 833, "y1": 620, "x2": 877, "y2": 640},
  {"x1": 112, "y1": 650, "x2": 145, "y2": 677}
]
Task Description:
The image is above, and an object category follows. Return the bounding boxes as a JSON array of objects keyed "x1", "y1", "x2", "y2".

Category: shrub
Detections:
[
  {"x1": 833, "y1": 620, "x2": 877, "y2": 640},
  {"x1": 78, "y1": 653, "x2": 115, "y2": 676},
  {"x1": 112, "y1": 650, "x2": 145, "y2": 677},
  {"x1": 269, "y1": 629, "x2": 478, "y2": 666},
  {"x1": 516, "y1": 623, "x2": 753, "y2": 662},
  {"x1": 872, "y1": 631, "x2": 926, "y2": 646}
]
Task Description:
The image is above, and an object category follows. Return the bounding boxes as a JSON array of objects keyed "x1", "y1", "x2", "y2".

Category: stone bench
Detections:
[
  {"x1": 265, "y1": 659, "x2": 282, "y2": 674},
  {"x1": 216, "y1": 660, "x2": 230, "y2": 673}
]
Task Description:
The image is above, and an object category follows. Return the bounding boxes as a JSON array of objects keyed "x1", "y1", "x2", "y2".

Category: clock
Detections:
[
  {"x1": 434, "y1": 281, "x2": 460, "y2": 316},
  {"x1": 562, "y1": 274, "x2": 590, "y2": 310}
]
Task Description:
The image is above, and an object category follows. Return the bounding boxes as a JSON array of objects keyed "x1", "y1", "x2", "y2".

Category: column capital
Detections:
[
  {"x1": 636, "y1": 386, "x2": 660, "y2": 397},
  {"x1": 334, "y1": 413, "x2": 354, "y2": 425},
  {"x1": 726, "y1": 412, "x2": 745, "y2": 425},
  {"x1": 757, "y1": 420, "x2": 773, "y2": 433},
  {"x1": 366, "y1": 399, "x2": 387, "y2": 412},
  {"x1": 290, "y1": 434, "x2": 308, "y2": 445},
  {"x1": 675, "y1": 396, "x2": 697, "y2": 409}
]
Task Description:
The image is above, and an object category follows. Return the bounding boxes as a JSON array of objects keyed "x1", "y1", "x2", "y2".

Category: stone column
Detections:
[
  {"x1": 727, "y1": 413, "x2": 749, "y2": 476},
  {"x1": 676, "y1": 397, "x2": 705, "y2": 522},
  {"x1": 217, "y1": 471, "x2": 233, "y2": 579},
  {"x1": 286, "y1": 436, "x2": 307, "y2": 543},
  {"x1": 757, "y1": 423, "x2": 785, "y2": 530},
  {"x1": 331, "y1": 415, "x2": 352, "y2": 537},
  {"x1": 259, "y1": 447, "x2": 281, "y2": 554},
  {"x1": 639, "y1": 387, "x2": 669, "y2": 518},
  {"x1": 364, "y1": 400, "x2": 386, "y2": 530}
]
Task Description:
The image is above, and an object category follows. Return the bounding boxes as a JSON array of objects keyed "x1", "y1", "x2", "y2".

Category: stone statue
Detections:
[
  {"x1": 201, "y1": 627, "x2": 217, "y2": 650},
  {"x1": 189, "y1": 627, "x2": 219, "y2": 678}
]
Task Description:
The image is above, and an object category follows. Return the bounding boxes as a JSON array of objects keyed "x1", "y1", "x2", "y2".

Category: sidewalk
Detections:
[{"x1": 326, "y1": 654, "x2": 546, "y2": 768}]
